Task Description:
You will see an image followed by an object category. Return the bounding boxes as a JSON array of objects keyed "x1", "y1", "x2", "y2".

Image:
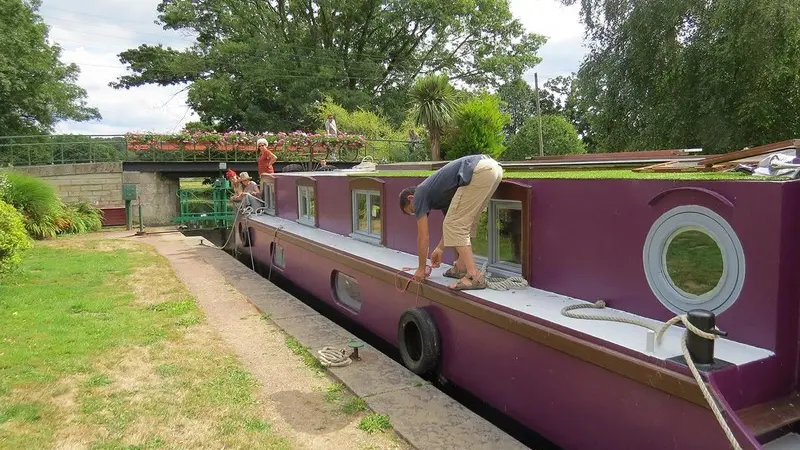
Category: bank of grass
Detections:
[
  {"x1": 0, "y1": 239, "x2": 292, "y2": 450},
  {"x1": 347, "y1": 169, "x2": 777, "y2": 181}
]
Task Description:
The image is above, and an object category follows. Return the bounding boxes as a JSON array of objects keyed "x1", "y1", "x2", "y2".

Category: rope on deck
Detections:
[
  {"x1": 479, "y1": 260, "x2": 529, "y2": 291},
  {"x1": 561, "y1": 301, "x2": 742, "y2": 450}
]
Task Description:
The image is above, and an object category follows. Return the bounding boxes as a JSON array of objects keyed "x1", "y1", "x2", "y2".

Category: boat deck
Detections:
[{"x1": 248, "y1": 213, "x2": 773, "y2": 366}]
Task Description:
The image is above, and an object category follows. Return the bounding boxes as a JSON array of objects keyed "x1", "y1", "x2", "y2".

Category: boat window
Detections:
[
  {"x1": 263, "y1": 183, "x2": 275, "y2": 215},
  {"x1": 643, "y1": 205, "x2": 745, "y2": 315},
  {"x1": 473, "y1": 199, "x2": 522, "y2": 276},
  {"x1": 333, "y1": 271, "x2": 362, "y2": 313},
  {"x1": 297, "y1": 185, "x2": 315, "y2": 226},
  {"x1": 351, "y1": 189, "x2": 381, "y2": 244}
]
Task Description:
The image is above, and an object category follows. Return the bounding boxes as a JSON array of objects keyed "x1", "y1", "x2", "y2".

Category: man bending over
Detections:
[{"x1": 398, "y1": 154, "x2": 503, "y2": 291}]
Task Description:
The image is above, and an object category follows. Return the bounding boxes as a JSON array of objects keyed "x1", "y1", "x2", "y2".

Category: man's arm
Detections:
[{"x1": 416, "y1": 215, "x2": 430, "y2": 269}]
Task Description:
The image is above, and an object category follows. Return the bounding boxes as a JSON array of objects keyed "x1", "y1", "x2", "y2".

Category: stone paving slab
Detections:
[{"x1": 194, "y1": 243, "x2": 529, "y2": 450}]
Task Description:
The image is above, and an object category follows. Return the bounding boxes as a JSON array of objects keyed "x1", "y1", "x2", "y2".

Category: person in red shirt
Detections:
[{"x1": 257, "y1": 138, "x2": 277, "y2": 176}]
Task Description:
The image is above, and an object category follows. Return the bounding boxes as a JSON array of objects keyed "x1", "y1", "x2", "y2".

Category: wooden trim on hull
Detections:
[{"x1": 247, "y1": 219, "x2": 711, "y2": 409}]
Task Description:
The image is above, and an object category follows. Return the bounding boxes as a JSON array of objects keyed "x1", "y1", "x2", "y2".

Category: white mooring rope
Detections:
[
  {"x1": 478, "y1": 260, "x2": 529, "y2": 291},
  {"x1": 561, "y1": 301, "x2": 742, "y2": 450},
  {"x1": 317, "y1": 347, "x2": 353, "y2": 368}
]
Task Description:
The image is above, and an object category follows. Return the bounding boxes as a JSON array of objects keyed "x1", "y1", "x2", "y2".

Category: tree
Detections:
[
  {"x1": 561, "y1": 0, "x2": 800, "y2": 154},
  {"x1": 503, "y1": 114, "x2": 586, "y2": 161},
  {"x1": 441, "y1": 94, "x2": 510, "y2": 160},
  {"x1": 408, "y1": 74, "x2": 458, "y2": 161},
  {"x1": 497, "y1": 78, "x2": 557, "y2": 136},
  {"x1": 0, "y1": 0, "x2": 100, "y2": 136},
  {"x1": 111, "y1": 0, "x2": 546, "y2": 132}
]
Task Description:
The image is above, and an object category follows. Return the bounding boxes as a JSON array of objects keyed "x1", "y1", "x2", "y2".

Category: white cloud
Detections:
[
  {"x1": 37, "y1": 0, "x2": 589, "y2": 134},
  {"x1": 509, "y1": 0, "x2": 588, "y2": 84}
]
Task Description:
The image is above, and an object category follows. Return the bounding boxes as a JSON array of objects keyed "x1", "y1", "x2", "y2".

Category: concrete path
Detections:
[{"x1": 137, "y1": 229, "x2": 529, "y2": 450}]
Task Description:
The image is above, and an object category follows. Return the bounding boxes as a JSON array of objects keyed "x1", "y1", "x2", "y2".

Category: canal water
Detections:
[{"x1": 182, "y1": 228, "x2": 562, "y2": 450}]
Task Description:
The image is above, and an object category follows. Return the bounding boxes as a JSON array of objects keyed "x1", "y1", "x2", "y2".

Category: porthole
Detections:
[
  {"x1": 643, "y1": 205, "x2": 745, "y2": 315},
  {"x1": 332, "y1": 271, "x2": 362, "y2": 313}
]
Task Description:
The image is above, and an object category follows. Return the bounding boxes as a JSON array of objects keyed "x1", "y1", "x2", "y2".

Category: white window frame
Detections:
[
  {"x1": 474, "y1": 199, "x2": 523, "y2": 277},
  {"x1": 262, "y1": 183, "x2": 275, "y2": 215},
  {"x1": 350, "y1": 189, "x2": 382, "y2": 245},
  {"x1": 297, "y1": 185, "x2": 315, "y2": 227}
]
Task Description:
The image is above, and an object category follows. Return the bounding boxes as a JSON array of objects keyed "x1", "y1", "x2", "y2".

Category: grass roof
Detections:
[{"x1": 347, "y1": 169, "x2": 791, "y2": 181}]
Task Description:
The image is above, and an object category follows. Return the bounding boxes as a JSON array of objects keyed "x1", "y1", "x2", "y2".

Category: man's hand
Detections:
[
  {"x1": 413, "y1": 266, "x2": 429, "y2": 281},
  {"x1": 430, "y1": 248, "x2": 443, "y2": 268}
]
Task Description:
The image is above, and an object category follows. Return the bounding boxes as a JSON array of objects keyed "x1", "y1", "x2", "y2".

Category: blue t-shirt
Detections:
[{"x1": 412, "y1": 154, "x2": 486, "y2": 218}]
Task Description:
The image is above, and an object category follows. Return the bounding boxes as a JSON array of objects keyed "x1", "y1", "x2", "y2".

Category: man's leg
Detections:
[{"x1": 442, "y1": 158, "x2": 504, "y2": 288}]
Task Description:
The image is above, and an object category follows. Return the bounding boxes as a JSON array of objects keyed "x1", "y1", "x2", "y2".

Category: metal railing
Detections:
[{"x1": 0, "y1": 134, "x2": 429, "y2": 167}]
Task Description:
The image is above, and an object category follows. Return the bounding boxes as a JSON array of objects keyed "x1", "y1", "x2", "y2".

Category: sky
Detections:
[{"x1": 38, "y1": 0, "x2": 588, "y2": 135}]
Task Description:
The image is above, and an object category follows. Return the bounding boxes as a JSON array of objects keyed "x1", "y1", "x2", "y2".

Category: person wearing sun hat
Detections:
[
  {"x1": 230, "y1": 171, "x2": 263, "y2": 210},
  {"x1": 257, "y1": 138, "x2": 277, "y2": 176}
]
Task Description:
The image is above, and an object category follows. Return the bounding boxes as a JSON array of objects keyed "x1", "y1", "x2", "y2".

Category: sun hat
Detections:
[
  {"x1": 256, "y1": 138, "x2": 268, "y2": 146},
  {"x1": 239, "y1": 172, "x2": 253, "y2": 181}
]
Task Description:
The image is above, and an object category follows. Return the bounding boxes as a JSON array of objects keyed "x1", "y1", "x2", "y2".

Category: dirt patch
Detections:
[{"x1": 142, "y1": 234, "x2": 412, "y2": 450}]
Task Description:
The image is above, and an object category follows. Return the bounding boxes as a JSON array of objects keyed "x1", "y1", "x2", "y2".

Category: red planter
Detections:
[
  {"x1": 237, "y1": 144, "x2": 257, "y2": 152},
  {"x1": 184, "y1": 142, "x2": 207, "y2": 152}
]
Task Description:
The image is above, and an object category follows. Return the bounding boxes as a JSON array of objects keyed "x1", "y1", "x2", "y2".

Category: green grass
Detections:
[
  {"x1": 0, "y1": 240, "x2": 293, "y2": 450},
  {"x1": 341, "y1": 396, "x2": 369, "y2": 414},
  {"x1": 665, "y1": 230, "x2": 725, "y2": 295},
  {"x1": 358, "y1": 413, "x2": 392, "y2": 433},
  {"x1": 284, "y1": 336, "x2": 325, "y2": 375},
  {"x1": 348, "y1": 169, "x2": 785, "y2": 181}
]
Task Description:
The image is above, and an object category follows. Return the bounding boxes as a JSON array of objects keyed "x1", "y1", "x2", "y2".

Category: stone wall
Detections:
[
  {"x1": 15, "y1": 162, "x2": 124, "y2": 208},
  {"x1": 15, "y1": 163, "x2": 180, "y2": 226}
]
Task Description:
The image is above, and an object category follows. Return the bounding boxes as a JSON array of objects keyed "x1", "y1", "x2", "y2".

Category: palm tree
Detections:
[{"x1": 408, "y1": 74, "x2": 457, "y2": 161}]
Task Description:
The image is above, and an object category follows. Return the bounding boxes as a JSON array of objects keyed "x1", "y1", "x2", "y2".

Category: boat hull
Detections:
[{"x1": 237, "y1": 219, "x2": 759, "y2": 450}]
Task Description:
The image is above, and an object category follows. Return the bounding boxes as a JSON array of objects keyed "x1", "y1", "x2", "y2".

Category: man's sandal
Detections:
[
  {"x1": 443, "y1": 266, "x2": 467, "y2": 279},
  {"x1": 450, "y1": 274, "x2": 487, "y2": 291}
]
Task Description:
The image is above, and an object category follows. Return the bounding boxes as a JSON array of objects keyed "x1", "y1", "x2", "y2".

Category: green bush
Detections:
[
  {"x1": 0, "y1": 199, "x2": 32, "y2": 273},
  {"x1": 440, "y1": 94, "x2": 510, "y2": 160},
  {"x1": 2, "y1": 171, "x2": 103, "y2": 239},
  {"x1": 504, "y1": 114, "x2": 587, "y2": 160}
]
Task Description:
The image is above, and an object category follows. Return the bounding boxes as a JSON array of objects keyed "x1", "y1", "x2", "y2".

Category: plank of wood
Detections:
[
  {"x1": 737, "y1": 393, "x2": 800, "y2": 437},
  {"x1": 698, "y1": 140, "x2": 800, "y2": 167}
]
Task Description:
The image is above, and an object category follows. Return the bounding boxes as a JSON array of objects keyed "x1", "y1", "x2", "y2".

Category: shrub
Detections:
[
  {"x1": 440, "y1": 94, "x2": 510, "y2": 160},
  {"x1": 57, "y1": 202, "x2": 104, "y2": 235},
  {"x1": 504, "y1": 114, "x2": 587, "y2": 161},
  {"x1": 0, "y1": 200, "x2": 32, "y2": 273}
]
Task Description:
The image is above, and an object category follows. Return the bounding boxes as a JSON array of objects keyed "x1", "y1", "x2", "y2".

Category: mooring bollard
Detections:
[{"x1": 686, "y1": 309, "x2": 727, "y2": 365}]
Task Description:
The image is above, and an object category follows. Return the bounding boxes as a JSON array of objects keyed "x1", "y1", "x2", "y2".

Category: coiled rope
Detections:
[
  {"x1": 561, "y1": 301, "x2": 742, "y2": 450},
  {"x1": 479, "y1": 260, "x2": 529, "y2": 291},
  {"x1": 317, "y1": 347, "x2": 353, "y2": 367}
]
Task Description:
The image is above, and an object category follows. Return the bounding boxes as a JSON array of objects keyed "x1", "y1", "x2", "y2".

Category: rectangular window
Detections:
[
  {"x1": 472, "y1": 200, "x2": 522, "y2": 276},
  {"x1": 297, "y1": 185, "x2": 315, "y2": 226},
  {"x1": 351, "y1": 190, "x2": 381, "y2": 244},
  {"x1": 263, "y1": 183, "x2": 275, "y2": 215}
]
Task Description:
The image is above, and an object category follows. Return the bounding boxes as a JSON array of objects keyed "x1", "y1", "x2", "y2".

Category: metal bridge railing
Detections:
[{"x1": 0, "y1": 134, "x2": 429, "y2": 167}]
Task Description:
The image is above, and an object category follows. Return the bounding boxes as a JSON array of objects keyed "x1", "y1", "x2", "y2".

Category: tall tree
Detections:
[
  {"x1": 497, "y1": 78, "x2": 557, "y2": 136},
  {"x1": 409, "y1": 74, "x2": 457, "y2": 161},
  {"x1": 0, "y1": 0, "x2": 100, "y2": 136},
  {"x1": 562, "y1": 0, "x2": 800, "y2": 154},
  {"x1": 111, "y1": 0, "x2": 545, "y2": 132}
]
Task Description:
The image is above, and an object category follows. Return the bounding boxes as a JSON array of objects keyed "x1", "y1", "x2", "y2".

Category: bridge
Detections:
[{"x1": 2, "y1": 133, "x2": 418, "y2": 228}]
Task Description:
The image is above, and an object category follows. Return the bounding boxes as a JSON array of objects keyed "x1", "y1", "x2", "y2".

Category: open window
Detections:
[
  {"x1": 296, "y1": 177, "x2": 317, "y2": 227},
  {"x1": 349, "y1": 178, "x2": 385, "y2": 245},
  {"x1": 471, "y1": 181, "x2": 530, "y2": 279},
  {"x1": 261, "y1": 174, "x2": 276, "y2": 215}
]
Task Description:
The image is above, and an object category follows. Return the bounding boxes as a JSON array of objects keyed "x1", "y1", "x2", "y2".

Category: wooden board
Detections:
[
  {"x1": 737, "y1": 393, "x2": 800, "y2": 437},
  {"x1": 698, "y1": 140, "x2": 800, "y2": 167}
]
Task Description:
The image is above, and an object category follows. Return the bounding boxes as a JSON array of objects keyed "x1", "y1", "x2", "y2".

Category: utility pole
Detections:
[{"x1": 534, "y1": 72, "x2": 544, "y2": 157}]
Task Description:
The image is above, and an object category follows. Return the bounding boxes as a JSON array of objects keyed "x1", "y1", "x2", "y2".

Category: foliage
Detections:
[
  {"x1": 561, "y1": 0, "x2": 800, "y2": 153},
  {"x1": 0, "y1": 199, "x2": 32, "y2": 273},
  {"x1": 110, "y1": 0, "x2": 545, "y2": 132},
  {"x1": 504, "y1": 115, "x2": 586, "y2": 160},
  {"x1": 441, "y1": 94, "x2": 510, "y2": 160},
  {"x1": 409, "y1": 74, "x2": 459, "y2": 161},
  {"x1": 0, "y1": 0, "x2": 100, "y2": 136},
  {"x1": 497, "y1": 78, "x2": 556, "y2": 136},
  {"x1": 2, "y1": 171, "x2": 104, "y2": 239}
]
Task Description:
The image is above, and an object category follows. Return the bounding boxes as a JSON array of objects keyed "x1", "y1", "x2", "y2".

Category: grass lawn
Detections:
[{"x1": 0, "y1": 239, "x2": 292, "y2": 449}]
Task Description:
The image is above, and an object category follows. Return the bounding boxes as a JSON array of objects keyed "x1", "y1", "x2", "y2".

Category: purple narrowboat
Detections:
[{"x1": 232, "y1": 144, "x2": 800, "y2": 450}]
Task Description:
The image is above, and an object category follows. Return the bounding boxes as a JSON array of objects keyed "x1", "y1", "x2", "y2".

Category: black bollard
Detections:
[{"x1": 686, "y1": 309, "x2": 727, "y2": 365}]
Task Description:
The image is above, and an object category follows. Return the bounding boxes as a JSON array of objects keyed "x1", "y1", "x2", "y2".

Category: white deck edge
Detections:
[{"x1": 245, "y1": 213, "x2": 774, "y2": 366}]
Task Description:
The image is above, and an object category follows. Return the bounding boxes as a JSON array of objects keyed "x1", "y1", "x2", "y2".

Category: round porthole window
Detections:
[{"x1": 643, "y1": 205, "x2": 745, "y2": 315}]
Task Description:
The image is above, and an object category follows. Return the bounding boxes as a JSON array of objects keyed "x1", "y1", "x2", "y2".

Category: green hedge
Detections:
[{"x1": 0, "y1": 199, "x2": 32, "y2": 273}]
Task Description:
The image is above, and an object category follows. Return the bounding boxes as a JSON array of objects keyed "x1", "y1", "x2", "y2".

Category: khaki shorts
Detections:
[{"x1": 442, "y1": 157, "x2": 503, "y2": 247}]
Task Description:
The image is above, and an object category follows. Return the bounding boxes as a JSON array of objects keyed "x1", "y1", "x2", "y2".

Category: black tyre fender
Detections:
[{"x1": 397, "y1": 307, "x2": 441, "y2": 375}]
